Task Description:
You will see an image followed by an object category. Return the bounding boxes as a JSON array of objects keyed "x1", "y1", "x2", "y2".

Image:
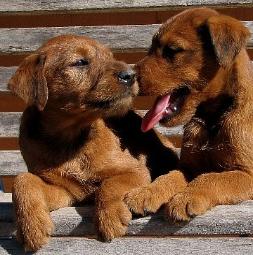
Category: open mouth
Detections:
[{"x1": 141, "y1": 85, "x2": 190, "y2": 132}]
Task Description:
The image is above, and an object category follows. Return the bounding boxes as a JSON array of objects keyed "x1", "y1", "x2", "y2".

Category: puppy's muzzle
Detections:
[{"x1": 117, "y1": 69, "x2": 136, "y2": 87}]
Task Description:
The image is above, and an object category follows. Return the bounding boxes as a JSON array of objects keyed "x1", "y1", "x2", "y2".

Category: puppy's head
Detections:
[
  {"x1": 137, "y1": 8, "x2": 250, "y2": 131},
  {"x1": 8, "y1": 35, "x2": 138, "y2": 123}
]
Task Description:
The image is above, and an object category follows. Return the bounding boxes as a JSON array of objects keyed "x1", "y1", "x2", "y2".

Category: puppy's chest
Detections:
[
  {"x1": 79, "y1": 125, "x2": 138, "y2": 175},
  {"x1": 181, "y1": 118, "x2": 236, "y2": 172}
]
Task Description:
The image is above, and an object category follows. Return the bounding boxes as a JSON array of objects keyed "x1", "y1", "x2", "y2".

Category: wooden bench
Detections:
[{"x1": 1, "y1": 1, "x2": 253, "y2": 254}]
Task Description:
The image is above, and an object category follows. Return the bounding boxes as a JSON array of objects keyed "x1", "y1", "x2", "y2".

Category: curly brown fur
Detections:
[
  {"x1": 9, "y1": 35, "x2": 178, "y2": 251},
  {"x1": 125, "y1": 8, "x2": 253, "y2": 221}
]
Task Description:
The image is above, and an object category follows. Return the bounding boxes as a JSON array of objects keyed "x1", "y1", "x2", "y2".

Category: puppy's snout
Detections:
[{"x1": 117, "y1": 69, "x2": 136, "y2": 87}]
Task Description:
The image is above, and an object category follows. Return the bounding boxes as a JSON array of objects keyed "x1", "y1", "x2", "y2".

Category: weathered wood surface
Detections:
[
  {"x1": 0, "y1": 113, "x2": 20, "y2": 137},
  {"x1": 0, "y1": 22, "x2": 252, "y2": 54},
  {"x1": 0, "y1": 25, "x2": 159, "y2": 54},
  {"x1": 1, "y1": 193, "x2": 253, "y2": 237},
  {"x1": 0, "y1": 151, "x2": 27, "y2": 175},
  {"x1": 0, "y1": 67, "x2": 16, "y2": 93},
  {"x1": 0, "y1": 192, "x2": 11, "y2": 202},
  {"x1": 0, "y1": 111, "x2": 183, "y2": 137},
  {"x1": 1, "y1": 237, "x2": 253, "y2": 255},
  {"x1": 0, "y1": 0, "x2": 252, "y2": 14}
]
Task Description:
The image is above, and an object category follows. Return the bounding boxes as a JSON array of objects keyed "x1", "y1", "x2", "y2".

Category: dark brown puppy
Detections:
[
  {"x1": 9, "y1": 35, "x2": 178, "y2": 251},
  {"x1": 125, "y1": 8, "x2": 253, "y2": 221}
]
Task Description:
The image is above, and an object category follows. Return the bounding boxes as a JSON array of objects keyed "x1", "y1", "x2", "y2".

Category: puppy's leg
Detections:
[
  {"x1": 12, "y1": 172, "x2": 77, "y2": 251},
  {"x1": 96, "y1": 170, "x2": 150, "y2": 241},
  {"x1": 166, "y1": 170, "x2": 253, "y2": 221},
  {"x1": 125, "y1": 170, "x2": 187, "y2": 215}
]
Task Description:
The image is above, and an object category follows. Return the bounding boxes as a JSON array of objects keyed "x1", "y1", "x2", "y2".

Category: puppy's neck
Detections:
[
  {"x1": 193, "y1": 50, "x2": 253, "y2": 132},
  {"x1": 39, "y1": 108, "x2": 100, "y2": 144}
]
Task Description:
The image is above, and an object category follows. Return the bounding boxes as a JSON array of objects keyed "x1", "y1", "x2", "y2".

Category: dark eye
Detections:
[
  {"x1": 72, "y1": 59, "x2": 89, "y2": 67},
  {"x1": 162, "y1": 46, "x2": 183, "y2": 61}
]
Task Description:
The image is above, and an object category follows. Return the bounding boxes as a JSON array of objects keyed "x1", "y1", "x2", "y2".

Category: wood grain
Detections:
[
  {"x1": 1, "y1": 237, "x2": 253, "y2": 255},
  {"x1": 1, "y1": 9, "x2": 253, "y2": 30},
  {"x1": 0, "y1": 111, "x2": 183, "y2": 137},
  {"x1": 0, "y1": 113, "x2": 20, "y2": 137},
  {"x1": 0, "y1": 151, "x2": 27, "y2": 176},
  {"x1": 1, "y1": 193, "x2": 253, "y2": 238},
  {"x1": 0, "y1": 22, "x2": 252, "y2": 54},
  {"x1": 0, "y1": 0, "x2": 252, "y2": 13}
]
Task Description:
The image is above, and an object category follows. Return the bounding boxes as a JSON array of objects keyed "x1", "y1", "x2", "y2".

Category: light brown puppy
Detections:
[
  {"x1": 9, "y1": 35, "x2": 178, "y2": 251},
  {"x1": 125, "y1": 8, "x2": 253, "y2": 221}
]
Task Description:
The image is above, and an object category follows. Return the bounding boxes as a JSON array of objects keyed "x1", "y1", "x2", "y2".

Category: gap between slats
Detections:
[{"x1": 0, "y1": 8, "x2": 253, "y2": 27}]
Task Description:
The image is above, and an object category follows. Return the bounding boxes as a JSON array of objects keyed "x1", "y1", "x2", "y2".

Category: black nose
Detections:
[{"x1": 117, "y1": 69, "x2": 136, "y2": 86}]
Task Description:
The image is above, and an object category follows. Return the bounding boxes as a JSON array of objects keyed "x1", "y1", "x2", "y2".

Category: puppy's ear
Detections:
[
  {"x1": 206, "y1": 15, "x2": 250, "y2": 67},
  {"x1": 8, "y1": 53, "x2": 48, "y2": 111}
]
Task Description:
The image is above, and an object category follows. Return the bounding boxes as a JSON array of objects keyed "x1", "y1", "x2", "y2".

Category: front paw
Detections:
[
  {"x1": 165, "y1": 191, "x2": 211, "y2": 222},
  {"x1": 16, "y1": 209, "x2": 54, "y2": 252},
  {"x1": 124, "y1": 187, "x2": 163, "y2": 215},
  {"x1": 96, "y1": 201, "x2": 132, "y2": 241}
]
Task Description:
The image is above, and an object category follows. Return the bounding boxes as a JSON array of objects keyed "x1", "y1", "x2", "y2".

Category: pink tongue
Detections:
[{"x1": 141, "y1": 94, "x2": 171, "y2": 132}]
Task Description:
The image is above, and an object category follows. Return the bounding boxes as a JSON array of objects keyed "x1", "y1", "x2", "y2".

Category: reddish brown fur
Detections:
[
  {"x1": 9, "y1": 35, "x2": 178, "y2": 251},
  {"x1": 125, "y1": 8, "x2": 253, "y2": 221}
]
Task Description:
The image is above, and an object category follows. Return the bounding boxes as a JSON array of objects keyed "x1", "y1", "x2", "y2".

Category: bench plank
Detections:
[
  {"x1": 1, "y1": 237, "x2": 253, "y2": 255},
  {"x1": 0, "y1": 22, "x2": 252, "y2": 54},
  {"x1": 1, "y1": 193, "x2": 253, "y2": 237},
  {"x1": 0, "y1": 151, "x2": 27, "y2": 175},
  {"x1": 0, "y1": 0, "x2": 252, "y2": 13},
  {"x1": 0, "y1": 113, "x2": 20, "y2": 137},
  {"x1": 0, "y1": 112, "x2": 183, "y2": 138},
  {"x1": 0, "y1": 67, "x2": 16, "y2": 92}
]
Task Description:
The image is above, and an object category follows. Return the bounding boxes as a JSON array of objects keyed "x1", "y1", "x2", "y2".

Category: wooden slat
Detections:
[
  {"x1": 0, "y1": 113, "x2": 20, "y2": 137},
  {"x1": 0, "y1": 151, "x2": 27, "y2": 175},
  {"x1": 0, "y1": 192, "x2": 11, "y2": 202},
  {"x1": 0, "y1": 111, "x2": 182, "y2": 151},
  {"x1": 0, "y1": 22, "x2": 253, "y2": 54},
  {"x1": 0, "y1": 94, "x2": 25, "y2": 112},
  {"x1": 1, "y1": 237, "x2": 253, "y2": 255},
  {"x1": 0, "y1": 0, "x2": 252, "y2": 14},
  {"x1": 0, "y1": 138, "x2": 19, "y2": 150},
  {"x1": 1, "y1": 8, "x2": 253, "y2": 30},
  {"x1": 0, "y1": 112, "x2": 183, "y2": 138},
  {"x1": 1, "y1": 193, "x2": 253, "y2": 237},
  {"x1": 0, "y1": 67, "x2": 16, "y2": 92},
  {"x1": 0, "y1": 176, "x2": 14, "y2": 193},
  {"x1": 0, "y1": 25, "x2": 159, "y2": 54}
]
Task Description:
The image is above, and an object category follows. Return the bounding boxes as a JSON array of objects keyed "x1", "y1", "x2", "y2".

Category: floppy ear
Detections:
[
  {"x1": 8, "y1": 53, "x2": 48, "y2": 111},
  {"x1": 206, "y1": 15, "x2": 250, "y2": 67}
]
